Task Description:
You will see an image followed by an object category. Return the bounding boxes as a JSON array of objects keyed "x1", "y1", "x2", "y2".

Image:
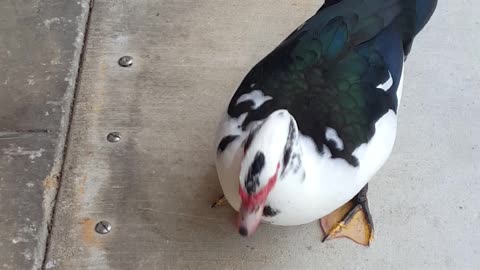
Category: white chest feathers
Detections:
[{"x1": 215, "y1": 108, "x2": 398, "y2": 226}]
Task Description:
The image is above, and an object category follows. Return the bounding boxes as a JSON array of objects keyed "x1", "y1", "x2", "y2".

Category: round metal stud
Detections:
[
  {"x1": 118, "y1": 56, "x2": 133, "y2": 67},
  {"x1": 95, "y1": 221, "x2": 112, "y2": 234},
  {"x1": 107, "y1": 132, "x2": 121, "y2": 143}
]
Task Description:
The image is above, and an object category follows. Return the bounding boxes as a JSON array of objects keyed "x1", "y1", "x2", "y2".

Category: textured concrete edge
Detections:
[{"x1": 34, "y1": 1, "x2": 93, "y2": 269}]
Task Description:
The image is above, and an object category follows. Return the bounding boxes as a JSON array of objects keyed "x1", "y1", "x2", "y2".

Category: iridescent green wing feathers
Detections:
[
  {"x1": 264, "y1": 17, "x2": 393, "y2": 165},
  {"x1": 228, "y1": 0, "x2": 437, "y2": 166}
]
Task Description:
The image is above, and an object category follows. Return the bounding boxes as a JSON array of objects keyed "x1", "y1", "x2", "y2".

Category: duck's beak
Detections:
[{"x1": 237, "y1": 202, "x2": 265, "y2": 237}]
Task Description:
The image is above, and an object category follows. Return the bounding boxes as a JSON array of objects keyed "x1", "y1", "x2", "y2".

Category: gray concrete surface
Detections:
[
  {"x1": 44, "y1": 0, "x2": 480, "y2": 269},
  {"x1": 0, "y1": 0, "x2": 90, "y2": 269}
]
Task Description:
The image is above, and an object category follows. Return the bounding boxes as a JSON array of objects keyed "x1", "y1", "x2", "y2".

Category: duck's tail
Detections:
[
  {"x1": 412, "y1": 0, "x2": 438, "y2": 35},
  {"x1": 317, "y1": 0, "x2": 342, "y2": 13},
  {"x1": 318, "y1": 0, "x2": 437, "y2": 31},
  {"x1": 396, "y1": 0, "x2": 438, "y2": 55},
  {"x1": 315, "y1": 0, "x2": 438, "y2": 56}
]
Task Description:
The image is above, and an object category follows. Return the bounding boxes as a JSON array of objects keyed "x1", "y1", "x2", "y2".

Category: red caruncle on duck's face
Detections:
[{"x1": 237, "y1": 159, "x2": 280, "y2": 236}]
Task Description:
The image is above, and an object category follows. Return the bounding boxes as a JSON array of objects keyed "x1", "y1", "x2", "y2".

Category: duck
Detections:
[{"x1": 214, "y1": 0, "x2": 437, "y2": 246}]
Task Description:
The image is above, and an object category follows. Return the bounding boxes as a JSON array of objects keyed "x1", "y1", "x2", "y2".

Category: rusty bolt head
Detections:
[{"x1": 95, "y1": 221, "x2": 112, "y2": 234}]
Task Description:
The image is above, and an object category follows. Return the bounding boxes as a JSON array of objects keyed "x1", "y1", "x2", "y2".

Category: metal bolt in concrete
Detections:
[
  {"x1": 95, "y1": 221, "x2": 112, "y2": 234},
  {"x1": 118, "y1": 56, "x2": 133, "y2": 67},
  {"x1": 107, "y1": 132, "x2": 121, "y2": 143}
]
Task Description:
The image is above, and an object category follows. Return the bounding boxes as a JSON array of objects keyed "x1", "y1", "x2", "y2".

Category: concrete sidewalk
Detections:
[
  {"x1": 0, "y1": 0, "x2": 90, "y2": 269},
  {"x1": 1, "y1": 0, "x2": 480, "y2": 269}
]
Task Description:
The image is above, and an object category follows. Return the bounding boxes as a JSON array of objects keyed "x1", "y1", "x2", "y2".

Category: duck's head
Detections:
[{"x1": 237, "y1": 109, "x2": 298, "y2": 236}]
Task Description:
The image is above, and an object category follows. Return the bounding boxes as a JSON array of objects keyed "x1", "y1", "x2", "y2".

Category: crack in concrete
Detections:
[{"x1": 38, "y1": 1, "x2": 95, "y2": 269}]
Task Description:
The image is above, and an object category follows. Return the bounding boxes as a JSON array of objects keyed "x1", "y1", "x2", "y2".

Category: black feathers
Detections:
[
  {"x1": 263, "y1": 205, "x2": 280, "y2": 217},
  {"x1": 281, "y1": 119, "x2": 297, "y2": 176},
  {"x1": 227, "y1": 0, "x2": 436, "y2": 167},
  {"x1": 217, "y1": 135, "x2": 239, "y2": 152},
  {"x1": 243, "y1": 130, "x2": 256, "y2": 152},
  {"x1": 245, "y1": 152, "x2": 265, "y2": 194}
]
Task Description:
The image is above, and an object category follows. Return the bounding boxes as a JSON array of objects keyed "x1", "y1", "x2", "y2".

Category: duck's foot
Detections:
[
  {"x1": 320, "y1": 184, "x2": 374, "y2": 246},
  {"x1": 211, "y1": 195, "x2": 227, "y2": 208}
]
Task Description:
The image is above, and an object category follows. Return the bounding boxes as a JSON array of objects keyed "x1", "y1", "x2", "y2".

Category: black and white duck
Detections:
[{"x1": 214, "y1": 0, "x2": 437, "y2": 245}]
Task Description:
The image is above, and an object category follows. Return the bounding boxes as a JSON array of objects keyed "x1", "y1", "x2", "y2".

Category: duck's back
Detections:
[{"x1": 225, "y1": 0, "x2": 437, "y2": 168}]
